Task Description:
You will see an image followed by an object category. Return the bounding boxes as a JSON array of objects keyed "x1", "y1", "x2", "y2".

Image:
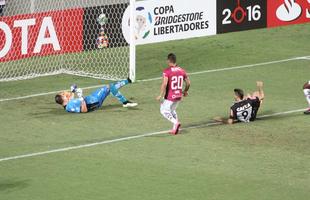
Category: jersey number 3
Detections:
[{"x1": 171, "y1": 76, "x2": 183, "y2": 90}]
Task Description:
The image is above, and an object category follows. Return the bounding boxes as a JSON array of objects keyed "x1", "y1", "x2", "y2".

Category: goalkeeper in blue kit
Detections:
[{"x1": 55, "y1": 78, "x2": 138, "y2": 113}]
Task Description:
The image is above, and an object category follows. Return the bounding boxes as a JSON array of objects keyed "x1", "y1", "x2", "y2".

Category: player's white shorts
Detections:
[
  {"x1": 304, "y1": 89, "x2": 310, "y2": 96},
  {"x1": 160, "y1": 99, "x2": 179, "y2": 114}
]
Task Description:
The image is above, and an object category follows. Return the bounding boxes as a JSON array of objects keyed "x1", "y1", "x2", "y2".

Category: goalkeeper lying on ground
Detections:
[{"x1": 55, "y1": 78, "x2": 138, "y2": 113}]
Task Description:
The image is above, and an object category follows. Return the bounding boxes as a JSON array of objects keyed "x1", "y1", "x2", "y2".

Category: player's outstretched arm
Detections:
[
  {"x1": 213, "y1": 117, "x2": 235, "y2": 125},
  {"x1": 249, "y1": 81, "x2": 265, "y2": 101},
  {"x1": 213, "y1": 110, "x2": 235, "y2": 125},
  {"x1": 256, "y1": 81, "x2": 264, "y2": 101}
]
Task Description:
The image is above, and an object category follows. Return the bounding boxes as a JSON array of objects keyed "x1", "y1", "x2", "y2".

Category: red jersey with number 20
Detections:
[{"x1": 163, "y1": 66, "x2": 188, "y2": 102}]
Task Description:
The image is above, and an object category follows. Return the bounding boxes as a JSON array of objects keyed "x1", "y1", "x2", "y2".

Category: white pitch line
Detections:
[
  {"x1": 0, "y1": 56, "x2": 308, "y2": 102},
  {"x1": 0, "y1": 108, "x2": 305, "y2": 163},
  {"x1": 0, "y1": 84, "x2": 104, "y2": 102},
  {"x1": 298, "y1": 56, "x2": 310, "y2": 60},
  {"x1": 189, "y1": 57, "x2": 304, "y2": 75}
]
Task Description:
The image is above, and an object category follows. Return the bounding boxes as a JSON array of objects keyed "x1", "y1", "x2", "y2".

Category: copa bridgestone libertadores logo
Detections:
[
  {"x1": 122, "y1": 0, "x2": 216, "y2": 45},
  {"x1": 134, "y1": 7, "x2": 152, "y2": 39},
  {"x1": 122, "y1": 5, "x2": 153, "y2": 43}
]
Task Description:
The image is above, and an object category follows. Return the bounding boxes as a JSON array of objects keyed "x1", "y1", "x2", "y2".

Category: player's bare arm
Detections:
[
  {"x1": 80, "y1": 100, "x2": 88, "y2": 113},
  {"x1": 248, "y1": 81, "x2": 264, "y2": 101},
  {"x1": 183, "y1": 77, "x2": 191, "y2": 97},
  {"x1": 256, "y1": 81, "x2": 264, "y2": 101},
  {"x1": 156, "y1": 76, "x2": 168, "y2": 101},
  {"x1": 214, "y1": 110, "x2": 235, "y2": 124},
  {"x1": 227, "y1": 109, "x2": 235, "y2": 124}
]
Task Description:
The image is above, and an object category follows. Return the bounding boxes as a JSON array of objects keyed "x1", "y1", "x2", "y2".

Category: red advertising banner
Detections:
[
  {"x1": 267, "y1": 0, "x2": 310, "y2": 27},
  {"x1": 0, "y1": 8, "x2": 84, "y2": 62}
]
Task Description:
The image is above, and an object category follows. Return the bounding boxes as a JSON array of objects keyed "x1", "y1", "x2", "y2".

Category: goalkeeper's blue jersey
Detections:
[
  {"x1": 65, "y1": 86, "x2": 110, "y2": 113},
  {"x1": 65, "y1": 99, "x2": 82, "y2": 113}
]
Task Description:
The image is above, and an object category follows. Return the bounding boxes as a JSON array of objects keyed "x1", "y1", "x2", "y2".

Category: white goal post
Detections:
[
  {"x1": 129, "y1": 0, "x2": 136, "y2": 82},
  {"x1": 0, "y1": 0, "x2": 136, "y2": 82}
]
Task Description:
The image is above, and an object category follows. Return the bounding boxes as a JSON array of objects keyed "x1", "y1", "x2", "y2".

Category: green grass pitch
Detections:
[{"x1": 0, "y1": 24, "x2": 309, "y2": 200}]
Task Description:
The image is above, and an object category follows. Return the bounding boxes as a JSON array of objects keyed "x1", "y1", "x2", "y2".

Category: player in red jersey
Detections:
[
  {"x1": 303, "y1": 81, "x2": 310, "y2": 115},
  {"x1": 156, "y1": 53, "x2": 190, "y2": 135}
]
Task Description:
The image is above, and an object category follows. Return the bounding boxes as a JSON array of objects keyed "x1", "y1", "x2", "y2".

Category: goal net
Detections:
[{"x1": 0, "y1": 0, "x2": 135, "y2": 82}]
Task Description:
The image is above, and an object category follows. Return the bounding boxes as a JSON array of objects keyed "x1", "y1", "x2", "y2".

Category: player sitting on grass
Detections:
[
  {"x1": 55, "y1": 78, "x2": 138, "y2": 113},
  {"x1": 215, "y1": 81, "x2": 264, "y2": 124},
  {"x1": 303, "y1": 81, "x2": 310, "y2": 115}
]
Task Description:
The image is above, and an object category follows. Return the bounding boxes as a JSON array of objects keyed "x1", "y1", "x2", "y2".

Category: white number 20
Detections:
[{"x1": 171, "y1": 76, "x2": 183, "y2": 90}]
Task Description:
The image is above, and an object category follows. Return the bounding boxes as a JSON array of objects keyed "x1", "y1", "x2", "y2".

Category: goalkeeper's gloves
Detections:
[
  {"x1": 70, "y1": 84, "x2": 83, "y2": 100},
  {"x1": 75, "y1": 88, "x2": 83, "y2": 99},
  {"x1": 70, "y1": 84, "x2": 78, "y2": 93}
]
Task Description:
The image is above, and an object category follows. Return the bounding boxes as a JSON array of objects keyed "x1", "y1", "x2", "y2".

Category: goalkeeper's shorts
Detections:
[{"x1": 84, "y1": 86, "x2": 110, "y2": 111}]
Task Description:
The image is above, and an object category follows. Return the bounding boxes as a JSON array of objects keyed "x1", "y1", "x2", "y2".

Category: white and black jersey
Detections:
[{"x1": 230, "y1": 97, "x2": 261, "y2": 123}]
